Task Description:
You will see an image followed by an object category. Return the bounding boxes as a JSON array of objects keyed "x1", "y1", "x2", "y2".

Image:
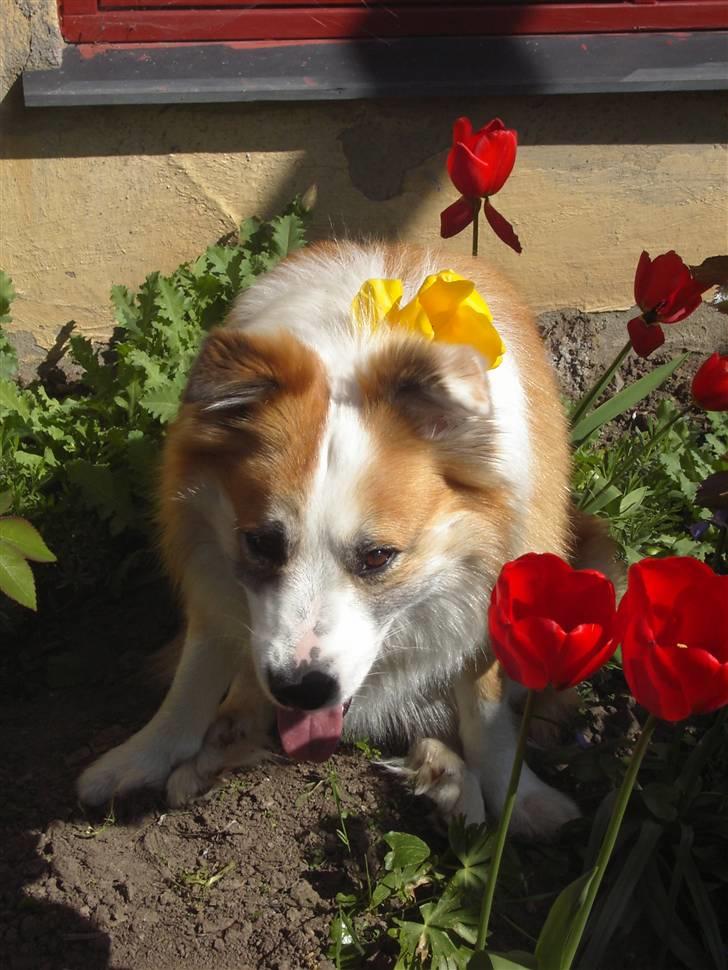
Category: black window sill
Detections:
[{"x1": 23, "y1": 33, "x2": 728, "y2": 107}]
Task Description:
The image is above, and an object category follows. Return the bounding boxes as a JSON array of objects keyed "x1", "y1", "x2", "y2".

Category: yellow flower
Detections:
[{"x1": 352, "y1": 270, "x2": 505, "y2": 369}]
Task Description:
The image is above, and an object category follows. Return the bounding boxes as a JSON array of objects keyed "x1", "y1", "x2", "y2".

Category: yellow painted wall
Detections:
[{"x1": 1, "y1": 13, "x2": 726, "y2": 350}]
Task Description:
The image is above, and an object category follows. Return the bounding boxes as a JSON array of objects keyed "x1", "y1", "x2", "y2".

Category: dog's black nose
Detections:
[{"x1": 268, "y1": 668, "x2": 339, "y2": 711}]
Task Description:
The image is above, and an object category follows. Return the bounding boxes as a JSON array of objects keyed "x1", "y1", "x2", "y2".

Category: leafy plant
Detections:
[
  {"x1": 573, "y1": 400, "x2": 728, "y2": 565},
  {"x1": 329, "y1": 820, "x2": 503, "y2": 969},
  {"x1": 0, "y1": 200, "x2": 311, "y2": 623}
]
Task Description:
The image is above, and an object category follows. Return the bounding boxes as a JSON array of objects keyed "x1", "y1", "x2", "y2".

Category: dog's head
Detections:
[{"x1": 160, "y1": 325, "x2": 514, "y2": 758}]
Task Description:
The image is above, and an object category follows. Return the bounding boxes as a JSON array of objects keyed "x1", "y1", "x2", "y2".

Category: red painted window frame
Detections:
[{"x1": 59, "y1": 1, "x2": 728, "y2": 44}]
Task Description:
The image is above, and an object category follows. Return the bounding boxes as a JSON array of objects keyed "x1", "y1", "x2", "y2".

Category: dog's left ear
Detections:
[{"x1": 360, "y1": 338, "x2": 499, "y2": 486}]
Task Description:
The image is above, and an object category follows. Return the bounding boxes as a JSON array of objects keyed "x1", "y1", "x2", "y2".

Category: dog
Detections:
[{"x1": 78, "y1": 241, "x2": 615, "y2": 839}]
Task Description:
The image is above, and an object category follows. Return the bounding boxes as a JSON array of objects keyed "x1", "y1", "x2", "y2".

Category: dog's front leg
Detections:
[
  {"x1": 77, "y1": 621, "x2": 242, "y2": 806},
  {"x1": 455, "y1": 668, "x2": 580, "y2": 840}
]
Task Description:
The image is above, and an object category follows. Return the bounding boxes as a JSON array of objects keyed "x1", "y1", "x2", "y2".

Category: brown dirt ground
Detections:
[{"x1": 1, "y1": 307, "x2": 721, "y2": 970}]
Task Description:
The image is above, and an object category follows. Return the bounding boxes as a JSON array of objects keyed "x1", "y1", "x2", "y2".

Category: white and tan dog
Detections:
[{"x1": 79, "y1": 242, "x2": 610, "y2": 838}]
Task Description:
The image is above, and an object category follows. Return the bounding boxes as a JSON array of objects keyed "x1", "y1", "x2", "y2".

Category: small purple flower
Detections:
[{"x1": 689, "y1": 520, "x2": 711, "y2": 541}]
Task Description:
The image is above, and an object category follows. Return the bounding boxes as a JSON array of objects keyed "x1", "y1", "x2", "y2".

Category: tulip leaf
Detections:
[
  {"x1": 571, "y1": 353, "x2": 688, "y2": 445},
  {"x1": 579, "y1": 819, "x2": 663, "y2": 969},
  {"x1": 534, "y1": 866, "x2": 597, "y2": 970},
  {"x1": 468, "y1": 952, "x2": 537, "y2": 970},
  {"x1": 682, "y1": 850, "x2": 727, "y2": 970},
  {"x1": 641, "y1": 782, "x2": 679, "y2": 823},
  {"x1": 642, "y1": 856, "x2": 708, "y2": 970}
]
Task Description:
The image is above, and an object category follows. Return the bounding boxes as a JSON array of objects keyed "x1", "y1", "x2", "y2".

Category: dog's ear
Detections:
[
  {"x1": 183, "y1": 328, "x2": 321, "y2": 420},
  {"x1": 183, "y1": 330, "x2": 279, "y2": 415},
  {"x1": 360, "y1": 338, "x2": 499, "y2": 486}
]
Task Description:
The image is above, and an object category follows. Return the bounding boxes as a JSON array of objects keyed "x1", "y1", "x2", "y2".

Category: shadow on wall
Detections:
[{"x1": 2, "y1": 78, "x2": 726, "y2": 249}]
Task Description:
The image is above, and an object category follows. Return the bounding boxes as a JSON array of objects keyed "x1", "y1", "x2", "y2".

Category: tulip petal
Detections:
[
  {"x1": 692, "y1": 352, "x2": 728, "y2": 411},
  {"x1": 479, "y1": 129, "x2": 517, "y2": 196},
  {"x1": 452, "y1": 116, "x2": 473, "y2": 147},
  {"x1": 556, "y1": 624, "x2": 616, "y2": 688},
  {"x1": 447, "y1": 142, "x2": 494, "y2": 199},
  {"x1": 635, "y1": 251, "x2": 686, "y2": 313},
  {"x1": 627, "y1": 316, "x2": 664, "y2": 358},
  {"x1": 491, "y1": 616, "x2": 564, "y2": 691},
  {"x1": 440, "y1": 196, "x2": 475, "y2": 239},
  {"x1": 633, "y1": 251, "x2": 652, "y2": 305},
  {"x1": 622, "y1": 624, "x2": 694, "y2": 722},
  {"x1": 483, "y1": 201, "x2": 522, "y2": 254}
]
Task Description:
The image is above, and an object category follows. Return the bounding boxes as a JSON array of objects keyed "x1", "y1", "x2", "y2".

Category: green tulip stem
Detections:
[
  {"x1": 570, "y1": 338, "x2": 632, "y2": 428},
  {"x1": 472, "y1": 198, "x2": 482, "y2": 258},
  {"x1": 562, "y1": 713, "x2": 658, "y2": 970},
  {"x1": 475, "y1": 687, "x2": 535, "y2": 951}
]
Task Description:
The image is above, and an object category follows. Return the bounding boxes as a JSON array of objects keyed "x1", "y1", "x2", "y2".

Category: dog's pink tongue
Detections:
[{"x1": 277, "y1": 705, "x2": 344, "y2": 762}]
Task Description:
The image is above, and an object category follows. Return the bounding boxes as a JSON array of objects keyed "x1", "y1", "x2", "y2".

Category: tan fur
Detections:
[{"x1": 158, "y1": 329, "x2": 329, "y2": 587}]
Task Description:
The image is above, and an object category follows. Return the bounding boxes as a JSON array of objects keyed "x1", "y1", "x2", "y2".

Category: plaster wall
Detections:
[{"x1": 1, "y1": 19, "x2": 726, "y2": 352}]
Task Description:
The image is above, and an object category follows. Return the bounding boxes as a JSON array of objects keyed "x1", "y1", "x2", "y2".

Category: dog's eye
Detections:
[
  {"x1": 241, "y1": 527, "x2": 287, "y2": 569},
  {"x1": 356, "y1": 547, "x2": 398, "y2": 576}
]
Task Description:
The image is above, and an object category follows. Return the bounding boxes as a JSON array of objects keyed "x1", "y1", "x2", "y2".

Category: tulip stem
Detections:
[
  {"x1": 472, "y1": 199, "x2": 482, "y2": 257},
  {"x1": 561, "y1": 713, "x2": 657, "y2": 970},
  {"x1": 570, "y1": 339, "x2": 632, "y2": 428},
  {"x1": 475, "y1": 687, "x2": 535, "y2": 951}
]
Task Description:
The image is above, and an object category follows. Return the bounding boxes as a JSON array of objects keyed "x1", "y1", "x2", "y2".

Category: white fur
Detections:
[{"x1": 78, "y1": 242, "x2": 578, "y2": 840}]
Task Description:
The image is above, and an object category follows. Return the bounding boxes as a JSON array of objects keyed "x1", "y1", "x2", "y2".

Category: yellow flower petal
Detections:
[
  {"x1": 352, "y1": 277, "x2": 403, "y2": 330},
  {"x1": 351, "y1": 271, "x2": 505, "y2": 369}
]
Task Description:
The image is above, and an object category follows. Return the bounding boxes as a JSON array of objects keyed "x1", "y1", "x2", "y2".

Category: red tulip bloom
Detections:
[
  {"x1": 627, "y1": 251, "x2": 707, "y2": 358},
  {"x1": 616, "y1": 557, "x2": 728, "y2": 721},
  {"x1": 440, "y1": 117, "x2": 521, "y2": 254},
  {"x1": 488, "y1": 553, "x2": 617, "y2": 690},
  {"x1": 692, "y1": 352, "x2": 728, "y2": 411}
]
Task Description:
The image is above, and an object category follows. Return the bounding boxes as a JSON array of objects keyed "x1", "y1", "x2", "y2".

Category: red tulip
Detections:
[
  {"x1": 692, "y1": 352, "x2": 728, "y2": 411},
  {"x1": 440, "y1": 117, "x2": 521, "y2": 254},
  {"x1": 616, "y1": 557, "x2": 728, "y2": 721},
  {"x1": 627, "y1": 251, "x2": 707, "y2": 358},
  {"x1": 488, "y1": 553, "x2": 617, "y2": 690}
]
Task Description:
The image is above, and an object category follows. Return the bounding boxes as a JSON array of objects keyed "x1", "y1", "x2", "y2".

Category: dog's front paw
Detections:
[
  {"x1": 77, "y1": 734, "x2": 177, "y2": 806},
  {"x1": 402, "y1": 738, "x2": 486, "y2": 825},
  {"x1": 510, "y1": 782, "x2": 580, "y2": 841},
  {"x1": 166, "y1": 715, "x2": 269, "y2": 807}
]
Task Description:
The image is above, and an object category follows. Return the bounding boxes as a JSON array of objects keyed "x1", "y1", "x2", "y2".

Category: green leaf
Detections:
[
  {"x1": 0, "y1": 491, "x2": 12, "y2": 515},
  {"x1": 534, "y1": 867, "x2": 598, "y2": 970},
  {"x1": 682, "y1": 850, "x2": 727, "y2": 970},
  {"x1": 571, "y1": 353, "x2": 688, "y2": 445},
  {"x1": 111, "y1": 284, "x2": 140, "y2": 334},
  {"x1": 139, "y1": 377, "x2": 184, "y2": 423},
  {"x1": 0, "y1": 517, "x2": 56, "y2": 562},
  {"x1": 0, "y1": 538, "x2": 37, "y2": 609},
  {"x1": 0, "y1": 270, "x2": 15, "y2": 321},
  {"x1": 579, "y1": 820, "x2": 663, "y2": 969},
  {"x1": 642, "y1": 857, "x2": 708, "y2": 970},
  {"x1": 0, "y1": 379, "x2": 30, "y2": 420},
  {"x1": 618, "y1": 486, "x2": 648, "y2": 516},
  {"x1": 641, "y1": 782, "x2": 679, "y2": 823},
  {"x1": 468, "y1": 953, "x2": 537, "y2": 970},
  {"x1": 384, "y1": 831, "x2": 432, "y2": 872},
  {"x1": 270, "y1": 213, "x2": 306, "y2": 258},
  {"x1": 449, "y1": 818, "x2": 494, "y2": 890}
]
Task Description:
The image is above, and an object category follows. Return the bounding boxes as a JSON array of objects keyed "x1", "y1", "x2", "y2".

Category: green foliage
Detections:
[
  {"x1": 329, "y1": 819, "x2": 503, "y2": 970},
  {"x1": 570, "y1": 353, "x2": 687, "y2": 446},
  {"x1": 575, "y1": 709, "x2": 728, "y2": 970},
  {"x1": 0, "y1": 200, "x2": 310, "y2": 618},
  {"x1": 573, "y1": 400, "x2": 728, "y2": 565},
  {"x1": 0, "y1": 492, "x2": 56, "y2": 610}
]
